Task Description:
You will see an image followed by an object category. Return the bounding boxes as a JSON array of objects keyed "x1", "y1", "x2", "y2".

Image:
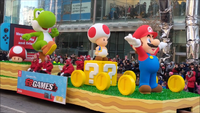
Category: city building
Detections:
[
  {"x1": 20, "y1": 6, "x2": 35, "y2": 25},
  {"x1": 3, "y1": 0, "x2": 200, "y2": 63},
  {"x1": 0, "y1": 0, "x2": 5, "y2": 24}
]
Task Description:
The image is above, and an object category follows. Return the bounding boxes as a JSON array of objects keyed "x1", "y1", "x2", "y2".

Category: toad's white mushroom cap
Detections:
[
  {"x1": 87, "y1": 23, "x2": 110, "y2": 43},
  {"x1": 8, "y1": 45, "x2": 27, "y2": 60}
]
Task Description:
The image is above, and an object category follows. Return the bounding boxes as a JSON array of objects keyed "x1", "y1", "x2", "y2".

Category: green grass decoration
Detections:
[
  {"x1": 0, "y1": 75, "x2": 18, "y2": 79},
  {"x1": 0, "y1": 61, "x2": 64, "y2": 65},
  {"x1": 67, "y1": 78, "x2": 200, "y2": 100}
]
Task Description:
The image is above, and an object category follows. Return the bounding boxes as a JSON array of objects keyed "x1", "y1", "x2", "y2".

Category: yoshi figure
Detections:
[{"x1": 22, "y1": 8, "x2": 59, "y2": 62}]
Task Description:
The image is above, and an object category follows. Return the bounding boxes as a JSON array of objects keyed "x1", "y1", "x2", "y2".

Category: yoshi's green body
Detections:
[{"x1": 22, "y1": 8, "x2": 59, "y2": 51}]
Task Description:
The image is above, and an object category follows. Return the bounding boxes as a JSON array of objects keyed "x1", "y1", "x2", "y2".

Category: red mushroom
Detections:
[{"x1": 8, "y1": 45, "x2": 27, "y2": 62}]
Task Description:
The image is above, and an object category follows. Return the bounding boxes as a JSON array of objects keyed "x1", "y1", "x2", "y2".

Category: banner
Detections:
[
  {"x1": 57, "y1": 0, "x2": 91, "y2": 21},
  {"x1": 14, "y1": 28, "x2": 54, "y2": 49},
  {"x1": 24, "y1": 53, "x2": 35, "y2": 62},
  {"x1": 14, "y1": 28, "x2": 37, "y2": 49},
  {"x1": 17, "y1": 71, "x2": 68, "y2": 104}
]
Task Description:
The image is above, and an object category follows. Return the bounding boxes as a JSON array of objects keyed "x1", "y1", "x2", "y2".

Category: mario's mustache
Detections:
[{"x1": 147, "y1": 43, "x2": 158, "y2": 48}]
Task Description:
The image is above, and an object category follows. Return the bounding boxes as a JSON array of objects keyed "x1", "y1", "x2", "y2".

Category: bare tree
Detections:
[{"x1": 137, "y1": 15, "x2": 161, "y2": 33}]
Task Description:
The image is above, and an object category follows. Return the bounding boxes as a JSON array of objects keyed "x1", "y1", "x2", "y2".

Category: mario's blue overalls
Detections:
[{"x1": 139, "y1": 53, "x2": 160, "y2": 89}]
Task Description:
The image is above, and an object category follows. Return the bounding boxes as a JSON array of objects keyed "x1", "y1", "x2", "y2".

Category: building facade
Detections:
[
  {"x1": 3, "y1": 0, "x2": 200, "y2": 63},
  {"x1": 0, "y1": 0, "x2": 5, "y2": 24}
]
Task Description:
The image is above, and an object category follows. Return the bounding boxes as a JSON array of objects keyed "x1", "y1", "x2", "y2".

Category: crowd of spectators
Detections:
[{"x1": 108, "y1": 0, "x2": 186, "y2": 20}]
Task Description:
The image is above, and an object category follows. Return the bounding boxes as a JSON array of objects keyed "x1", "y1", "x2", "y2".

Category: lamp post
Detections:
[{"x1": 90, "y1": 0, "x2": 96, "y2": 58}]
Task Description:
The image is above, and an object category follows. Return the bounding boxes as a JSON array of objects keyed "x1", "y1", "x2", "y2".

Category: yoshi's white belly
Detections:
[{"x1": 43, "y1": 32, "x2": 53, "y2": 43}]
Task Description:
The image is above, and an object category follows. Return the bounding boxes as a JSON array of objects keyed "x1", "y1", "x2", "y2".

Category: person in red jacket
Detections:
[
  {"x1": 86, "y1": 55, "x2": 91, "y2": 60},
  {"x1": 75, "y1": 56, "x2": 84, "y2": 71},
  {"x1": 27, "y1": 53, "x2": 39, "y2": 72},
  {"x1": 186, "y1": 71, "x2": 196, "y2": 93},
  {"x1": 58, "y1": 59, "x2": 74, "y2": 77},
  {"x1": 34, "y1": 55, "x2": 53, "y2": 74}
]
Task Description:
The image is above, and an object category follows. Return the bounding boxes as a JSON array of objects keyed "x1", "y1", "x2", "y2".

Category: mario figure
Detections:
[
  {"x1": 125, "y1": 25, "x2": 167, "y2": 94},
  {"x1": 88, "y1": 23, "x2": 110, "y2": 61}
]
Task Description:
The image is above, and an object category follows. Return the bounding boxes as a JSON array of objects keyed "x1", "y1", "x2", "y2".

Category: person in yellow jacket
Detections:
[{"x1": 53, "y1": 57, "x2": 60, "y2": 64}]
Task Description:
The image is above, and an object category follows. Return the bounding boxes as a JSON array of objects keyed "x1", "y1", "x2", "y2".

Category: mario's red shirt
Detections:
[{"x1": 135, "y1": 46, "x2": 159, "y2": 61}]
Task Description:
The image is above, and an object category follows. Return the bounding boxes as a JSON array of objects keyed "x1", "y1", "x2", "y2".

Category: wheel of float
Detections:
[
  {"x1": 123, "y1": 71, "x2": 136, "y2": 82},
  {"x1": 71, "y1": 70, "x2": 86, "y2": 87},
  {"x1": 95, "y1": 72, "x2": 111, "y2": 91},
  {"x1": 118, "y1": 75, "x2": 136, "y2": 95},
  {"x1": 168, "y1": 75, "x2": 185, "y2": 92}
]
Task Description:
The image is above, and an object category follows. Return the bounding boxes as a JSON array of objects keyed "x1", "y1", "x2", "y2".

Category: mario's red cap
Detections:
[{"x1": 133, "y1": 25, "x2": 158, "y2": 39}]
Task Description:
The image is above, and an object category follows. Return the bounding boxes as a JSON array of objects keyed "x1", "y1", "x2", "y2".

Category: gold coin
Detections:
[
  {"x1": 168, "y1": 75, "x2": 185, "y2": 92},
  {"x1": 118, "y1": 75, "x2": 136, "y2": 95},
  {"x1": 156, "y1": 76, "x2": 158, "y2": 83},
  {"x1": 71, "y1": 70, "x2": 86, "y2": 87},
  {"x1": 123, "y1": 71, "x2": 136, "y2": 82},
  {"x1": 95, "y1": 72, "x2": 110, "y2": 91}
]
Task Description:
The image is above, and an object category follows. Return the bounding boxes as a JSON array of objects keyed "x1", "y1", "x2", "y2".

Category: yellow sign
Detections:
[{"x1": 84, "y1": 60, "x2": 117, "y2": 86}]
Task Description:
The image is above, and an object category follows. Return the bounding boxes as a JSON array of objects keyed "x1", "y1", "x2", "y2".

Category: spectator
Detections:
[
  {"x1": 75, "y1": 56, "x2": 84, "y2": 71},
  {"x1": 196, "y1": 66, "x2": 200, "y2": 85},
  {"x1": 196, "y1": 82, "x2": 200, "y2": 94},
  {"x1": 27, "y1": 53, "x2": 39, "y2": 72},
  {"x1": 172, "y1": 63, "x2": 180, "y2": 74},
  {"x1": 59, "y1": 56, "x2": 64, "y2": 63},
  {"x1": 58, "y1": 59, "x2": 74, "y2": 77},
  {"x1": 166, "y1": 61, "x2": 174, "y2": 72},
  {"x1": 35, "y1": 55, "x2": 53, "y2": 74},
  {"x1": 148, "y1": 2, "x2": 153, "y2": 17},
  {"x1": 1, "y1": 51, "x2": 8, "y2": 61},
  {"x1": 158, "y1": 76, "x2": 164, "y2": 85},
  {"x1": 118, "y1": 63, "x2": 125, "y2": 74},
  {"x1": 128, "y1": 6, "x2": 131, "y2": 13},
  {"x1": 53, "y1": 57, "x2": 60, "y2": 64},
  {"x1": 124, "y1": 60, "x2": 132, "y2": 71},
  {"x1": 86, "y1": 55, "x2": 91, "y2": 60},
  {"x1": 185, "y1": 71, "x2": 196, "y2": 93},
  {"x1": 179, "y1": 72, "x2": 184, "y2": 79},
  {"x1": 162, "y1": 81, "x2": 167, "y2": 89}
]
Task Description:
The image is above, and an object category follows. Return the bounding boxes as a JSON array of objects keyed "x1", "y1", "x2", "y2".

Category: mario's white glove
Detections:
[
  {"x1": 39, "y1": 59, "x2": 42, "y2": 63},
  {"x1": 42, "y1": 69, "x2": 46, "y2": 71},
  {"x1": 158, "y1": 42, "x2": 167, "y2": 50},
  {"x1": 61, "y1": 72, "x2": 64, "y2": 76},
  {"x1": 58, "y1": 65, "x2": 62, "y2": 71},
  {"x1": 124, "y1": 34, "x2": 141, "y2": 47},
  {"x1": 27, "y1": 68, "x2": 31, "y2": 71}
]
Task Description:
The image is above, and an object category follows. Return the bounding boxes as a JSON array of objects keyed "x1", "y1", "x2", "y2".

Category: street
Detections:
[{"x1": 0, "y1": 89, "x2": 100, "y2": 113}]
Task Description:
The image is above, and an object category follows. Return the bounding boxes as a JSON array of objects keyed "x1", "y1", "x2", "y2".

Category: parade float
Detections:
[
  {"x1": 0, "y1": 1, "x2": 200, "y2": 112},
  {"x1": 0, "y1": 61, "x2": 199, "y2": 112}
]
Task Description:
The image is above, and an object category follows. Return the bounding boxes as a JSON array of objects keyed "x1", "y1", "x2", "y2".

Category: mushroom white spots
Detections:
[
  {"x1": 13, "y1": 46, "x2": 23, "y2": 54},
  {"x1": 8, "y1": 45, "x2": 27, "y2": 60},
  {"x1": 87, "y1": 23, "x2": 110, "y2": 43}
]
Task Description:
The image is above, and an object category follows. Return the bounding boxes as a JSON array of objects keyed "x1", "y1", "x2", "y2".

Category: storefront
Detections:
[{"x1": 3, "y1": 0, "x2": 200, "y2": 62}]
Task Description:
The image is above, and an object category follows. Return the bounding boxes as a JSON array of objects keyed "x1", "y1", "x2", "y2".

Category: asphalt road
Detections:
[{"x1": 0, "y1": 89, "x2": 101, "y2": 113}]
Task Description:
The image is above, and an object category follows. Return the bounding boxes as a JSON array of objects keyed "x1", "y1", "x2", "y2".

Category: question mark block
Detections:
[{"x1": 84, "y1": 60, "x2": 117, "y2": 86}]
